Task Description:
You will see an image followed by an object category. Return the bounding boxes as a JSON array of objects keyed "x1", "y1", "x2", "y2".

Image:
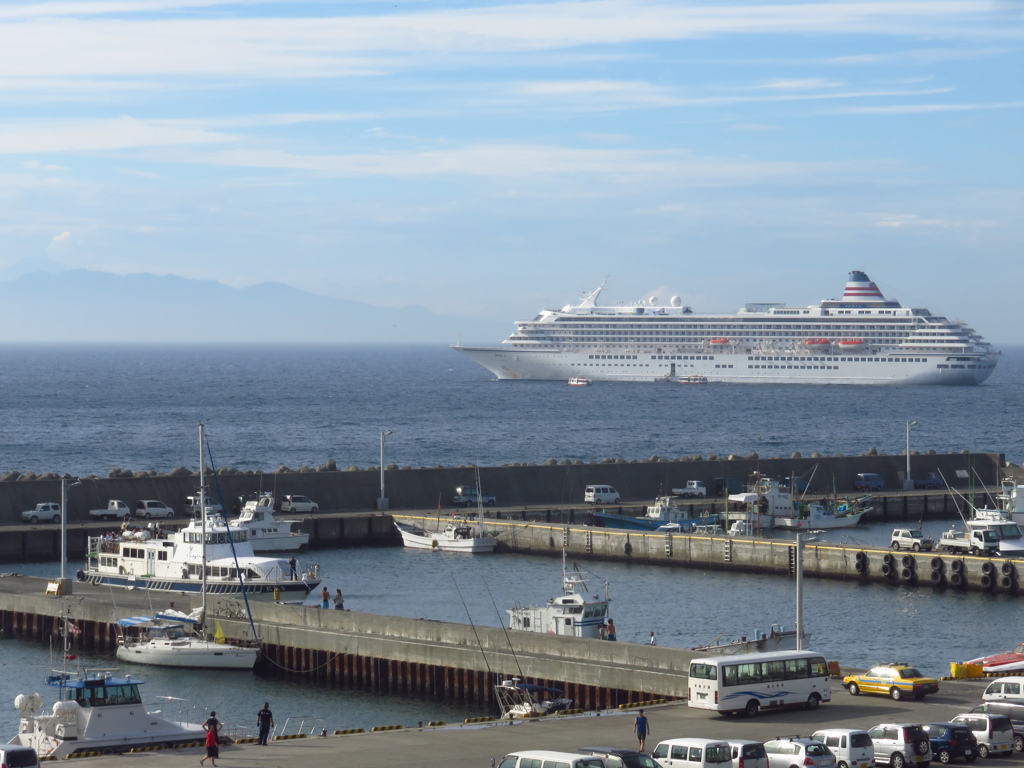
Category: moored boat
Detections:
[
  {"x1": 966, "y1": 643, "x2": 1024, "y2": 674},
  {"x1": 691, "y1": 623, "x2": 807, "y2": 655},
  {"x1": 592, "y1": 493, "x2": 718, "y2": 531},
  {"x1": 568, "y1": 376, "x2": 591, "y2": 386},
  {"x1": 507, "y1": 552, "x2": 610, "y2": 638},
  {"x1": 229, "y1": 493, "x2": 310, "y2": 553},
  {"x1": 494, "y1": 678, "x2": 573, "y2": 719},
  {"x1": 115, "y1": 611, "x2": 258, "y2": 670},
  {"x1": 394, "y1": 518, "x2": 497, "y2": 553}
]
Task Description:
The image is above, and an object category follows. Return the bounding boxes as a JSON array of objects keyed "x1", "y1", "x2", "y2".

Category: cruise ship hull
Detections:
[{"x1": 456, "y1": 346, "x2": 996, "y2": 385}]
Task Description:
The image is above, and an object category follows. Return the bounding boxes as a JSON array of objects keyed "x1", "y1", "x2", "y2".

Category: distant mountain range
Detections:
[{"x1": 0, "y1": 270, "x2": 483, "y2": 343}]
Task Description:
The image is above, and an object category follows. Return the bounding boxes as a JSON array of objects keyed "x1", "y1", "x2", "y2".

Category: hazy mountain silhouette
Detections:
[{"x1": 0, "y1": 270, "x2": 482, "y2": 343}]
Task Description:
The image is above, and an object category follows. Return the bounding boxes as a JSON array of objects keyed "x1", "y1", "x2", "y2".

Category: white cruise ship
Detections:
[{"x1": 455, "y1": 271, "x2": 997, "y2": 385}]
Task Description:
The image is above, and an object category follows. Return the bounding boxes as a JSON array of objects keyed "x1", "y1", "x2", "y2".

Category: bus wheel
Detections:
[
  {"x1": 744, "y1": 700, "x2": 759, "y2": 718},
  {"x1": 806, "y1": 693, "x2": 821, "y2": 710}
]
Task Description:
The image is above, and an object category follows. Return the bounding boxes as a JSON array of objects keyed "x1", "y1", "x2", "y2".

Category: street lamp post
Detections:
[
  {"x1": 59, "y1": 476, "x2": 81, "y2": 594},
  {"x1": 905, "y1": 421, "x2": 919, "y2": 490},
  {"x1": 378, "y1": 430, "x2": 394, "y2": 510}
]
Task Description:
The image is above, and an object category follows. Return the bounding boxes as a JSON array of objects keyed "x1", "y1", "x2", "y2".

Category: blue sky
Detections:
[{"x1": 1, "y1": 0, "x2": 1021, "y2": 343}]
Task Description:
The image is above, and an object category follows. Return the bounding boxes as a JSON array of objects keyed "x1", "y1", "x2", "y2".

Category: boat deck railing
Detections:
[{"x1": 278, "y1": 716, "x2": 328, "y2": 738}]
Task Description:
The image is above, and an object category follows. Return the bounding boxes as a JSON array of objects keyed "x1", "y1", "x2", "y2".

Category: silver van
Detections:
[
  {"x1": 951, "y1": 713, "x2": 1015, "y2": 758},
  {"x1": 727, "y1": 741, "x2": 769, "y2": 768},
  {"x1": 497, "y1": 751, "x2": 607, "y2": 768},
  {"x1": 811, "y1": 729, "x2": 875, "y2": 768},
  {"x1": 585, "y1": 485, "x2": 621, "y2": 504},
  {"x1": 983, "y1": 677, "x2": 1024, "y2": 702},
  {"x1": 0, "y1": 747, "x2": 40, "y2": 768},
  {"x1": 653, "y1": 738, "x2": 733, "y2": 768}
]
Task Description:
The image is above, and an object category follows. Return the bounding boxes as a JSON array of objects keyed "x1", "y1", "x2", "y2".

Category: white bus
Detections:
[{"x1": 687, "y1": 649, "x2": 831, "y2": 717}]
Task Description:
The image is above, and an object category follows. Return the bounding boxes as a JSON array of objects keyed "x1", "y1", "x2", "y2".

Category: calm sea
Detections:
[{"x1": 1, "y1": 344, "x2": 1022, "y2": 739}]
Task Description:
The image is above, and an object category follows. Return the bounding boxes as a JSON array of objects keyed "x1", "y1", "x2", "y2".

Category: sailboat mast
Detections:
[{"x1": 199, "y1": 422, "x2": 207, "y2": 626}]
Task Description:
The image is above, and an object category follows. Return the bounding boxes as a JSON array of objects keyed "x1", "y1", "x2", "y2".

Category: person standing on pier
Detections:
[
  {"x1": 633, "y1": 709, "x2": 650, "y2": 752},
  {"x1": 288, "y1": 556, "x2": 298, "y2": 580},
  {"x1": 606, "y1": 619, "x2": 617, "y2": 641},
  {"x1": 256, "y1": 702, "x2": 274, "y2": 746},
  {"x1": 333, "y1": 589, "x2": 345, "y2": 610},
  {"x1": 649, "y1": 631, "x2": 657, "y2": 645},
  {"x1": 200, "y1": 711, "x2": 221, "y2": 766},
  {"x1": 320, "y1": 585, "x2": 330, "y2": 609}
]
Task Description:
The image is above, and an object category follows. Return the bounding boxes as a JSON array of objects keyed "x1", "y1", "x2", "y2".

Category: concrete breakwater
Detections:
[
  {"x1": 0, "y1": 577, "x2": 689, "y2": 709},
  {"x1": 428, "y1": 515, "x2": 1024, "y2": 595},
  {"x1": 0, "y1": 451, "x2": 1005, "y2": 525}
]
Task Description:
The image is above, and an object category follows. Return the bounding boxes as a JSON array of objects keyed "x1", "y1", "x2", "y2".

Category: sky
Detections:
[{"x1": 0, "y1": 0, "x2": 1021, "y2": 343}]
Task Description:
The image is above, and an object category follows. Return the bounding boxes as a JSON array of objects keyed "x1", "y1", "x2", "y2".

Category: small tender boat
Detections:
[
  {"x1": 837, "y1": 338, "x2": 865, "y2": 350},
  {"x1": 966, "y1": 643, "x2": 1024, "y2": 674},
  {"x1": 394, "y1": 518, "x2": 497, "y2": 553},
  {"x1": 507, "y1": 551, "x2": 610, "y2": 638},
  {"x1": 708, "y1": 337, "x2": 730, "y2": 345},
  {"x1": 115, "y1": 611, "x2": 258, "y2": 670},
  {"x1": 11, "y1": 669, "x2": 204, "y2": 758},
  {"x1": 567, "y1": 376, "x2": 591, "y2": 386},
  {"x1": 676, "y1": 375, "x2": 708, "y2": 384},
  {"x1": 230, "y1": 493, "x2": 310, "y2": 553},
  {"x1": 691, "y1": 623, "x2": 809, "y2": 655},
  {"x1": 494, "y1": 678, "x2": 573, "y2": 719},
  {"x1": 804, "y1": 338, "x2": 831, "y2": 351}
]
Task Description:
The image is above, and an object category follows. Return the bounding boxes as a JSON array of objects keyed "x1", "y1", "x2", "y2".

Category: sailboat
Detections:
[{"x1": 115, "y1": 424, "x2": 259, "y2": 670}]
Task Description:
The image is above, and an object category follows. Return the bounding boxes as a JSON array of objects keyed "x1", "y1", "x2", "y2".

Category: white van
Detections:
[
  {"x1": 811, "y1": 729, "x2": 875, "y2": 768},
  {"x1": 652, "y1": 738, "x2": 733, "y2": 768},
  {"x1": 585, "y1": 485, "x2": 620, "y2": 504},
  {"x1": 497, "y1": 751, "x2": 607, "y2": 768},
  {"x1": 726, "y1": 741, "x2": 769, "y2": 768},
  {"x1": 983, "y1": 676, "x2": 1024, "y2": 702}
]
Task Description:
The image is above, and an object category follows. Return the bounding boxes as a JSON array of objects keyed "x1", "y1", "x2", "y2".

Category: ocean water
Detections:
[
  {"x1": 0, "y1": 343, "x2": 1021, "y2": 478},
  {"x1": 1, "y1": 343, "x2": 1023, "y2": 740}
]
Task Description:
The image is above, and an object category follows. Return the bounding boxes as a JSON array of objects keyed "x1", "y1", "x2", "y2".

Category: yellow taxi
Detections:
[{"x1": 843, "y1": 663, "x2": 940, "y2": 701}]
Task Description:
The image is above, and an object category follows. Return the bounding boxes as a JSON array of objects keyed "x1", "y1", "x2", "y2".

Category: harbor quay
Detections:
[{"x1": 30, "y1": 678, "x2": 1007, "y2": 768}]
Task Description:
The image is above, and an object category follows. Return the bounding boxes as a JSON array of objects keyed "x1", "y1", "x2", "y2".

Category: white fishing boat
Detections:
[
  {"x1": 494, "y1": 678, "x2": 573, "y2": 719},
  {"x1": 394, "y1": 518, "x2": 497, "y2": 553},
  {"x1": 690, "y1": 623, "x2": 808, "y2": 655},
  {"x1": 507, "y1": 552, "x2": 610, "y2": 638},
  {"x1": 78, "y1": 426, "x2": 321, "y2": 603},
  {"x1": 593, "y1": 493, "x2": 718, "y2": 531},
  {"x1": 230, "y1": 493, "x2": 310, "y2": 553},
  {"x1": 732, "y1": 476, "x2": 869, "y2": 531},
  {"x1": 115, "y1": 611, "x2": 258, "y2": 669}
]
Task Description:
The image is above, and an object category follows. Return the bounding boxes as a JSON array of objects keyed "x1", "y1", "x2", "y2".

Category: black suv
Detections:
[{"x1": 922, "y1": 723, "x2": 978, "y2": 764}]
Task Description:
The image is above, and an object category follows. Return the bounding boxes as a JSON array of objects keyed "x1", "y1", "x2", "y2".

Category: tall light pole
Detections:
[
  {"x1": 905, "y1": 421, "x2": 919, "y2": 490},
  {"x1": 379, "y1": 430, "x2": 393, "y2": 510},
  {"x1": 60, "y1": 476, "x2": 81, "y2": 594}
]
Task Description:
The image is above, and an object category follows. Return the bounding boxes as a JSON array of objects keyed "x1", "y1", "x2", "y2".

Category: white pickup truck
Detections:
[
  {"x1": 938, "y1": 527, "x2": 999, "y2": 555},
  {"x1": 671, "y1": 480, "x2": 707, "y2": 499},
  {"x1": 21, "y1": 502, "x2": 61, "y2": 524},
  {"x1": 89, "y1": 499, "x2": 132, "y2": 521}
]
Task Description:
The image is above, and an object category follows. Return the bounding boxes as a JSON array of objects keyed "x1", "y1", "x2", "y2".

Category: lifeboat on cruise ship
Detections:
[
  {"x1": 837, "y1": 339, "x2": 865, "y2": 351},
  {"x1": 708, "y1": 338, "x2": 730, "y2": 346},
  {"x1": 804, "y1": 338, "x2": 831, "y2": 352}
]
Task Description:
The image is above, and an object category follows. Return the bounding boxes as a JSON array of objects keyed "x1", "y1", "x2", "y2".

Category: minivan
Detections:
[
  {"x1": 652, "y1": 738, "x2": 732, "y2": 768},
  {"x1": 983, "y1": 677, "x2": 1024, "y2": 702},
  {"x1": 0, "y1": 747, "x2": 40, "y2": 768},
  {"x1": 578, "y1": 747, "x2": 658, "y2": 768},
  {"x1": 585, "y1": 486, "x2": 621, "y2": 504},
  {"x1": 853, "y1": 473, "x2": 884, "y2": 491},
  {"x1": 812, "y1": 729, "x2": 875, "y2": 768},
  {"x1": 969, "y1": 702, "x2": 1024, "y2": 751},
  {"x1": 951, "y1": 713, "x2": 1015, "y2": 758},
  {"x1": 497, "y1": 751, "x2": 607, "y2": 768}
]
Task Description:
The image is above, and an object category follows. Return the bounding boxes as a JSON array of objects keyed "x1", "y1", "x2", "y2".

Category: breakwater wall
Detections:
[
  {"x1": 422, "y1": 516, "x2": 1024, "y2": 595},
  {"x1": 0, "y1": 579, "x2": 690, "y2": 709},
  {"x1": 0, "y1": 452, "x2": 1006, "y2": 525}
]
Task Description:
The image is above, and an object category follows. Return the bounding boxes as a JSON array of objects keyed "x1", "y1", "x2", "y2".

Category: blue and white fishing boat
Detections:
[
  {"x1": 592, "y1": 493, "x2": 717, "y2": 531},
  {"x1": 507, "y1": 551, "x2": 610, "y2": 638}
]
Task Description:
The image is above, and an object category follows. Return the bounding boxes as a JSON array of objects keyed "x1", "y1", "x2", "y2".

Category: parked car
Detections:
[
  {"x1": 951, "y1": 713, "x2": 1015, "y2": 758},
  {"x1": 968, "y1": 703, "x2": 1024, "y2": 752},
  {"x1": 21, "y1": 502, "x2": 61, "y2": 524},
  {"x1": 844, "y1": 663, "x2": 940, "y2": 700},
  {"x1": 921, "y1": 723, "x2": 978, "y2": 764},
  {"x1": 577, "y1": 747, "x2": 658, "y2": 768},
  {"x1": 811, "y1": 729, "x2": 874, "y2": 768},
  {"x1": 891, "y1": 529, "x2": 934, "y2": 552},
  {"x1": 982, "y1": 677, "x2": 1024, "y2": 703},
  {"x1": 135, "y1": 500, "x2": 175, "y2": 519},
  {"x1": 185, "y1": 495, "x2": 222, "y2": 516},
  {"x1": 653, "y1": 739, "x2": 733, "y2": 768},
  {"x1": 854, "y1": 473, "x2": 885, "y2": 491},
  {"x1": 762, "y1": 738, "x2": 836, "y2": 768},
  {"x1": 0, "y1": 746, "x2": 39, "y2": 768},
  {"x1": 914, "y1": 472, "x2": 943, "y2": 490},
  {"x1": 281, "y1": 494, "x2": 318, "y2": 513},
  {"x1": 726, "y1": 741, "x2": 769, "y2": 768},
  {"x1": 867, "y1": 723, "x2": 933, "y2": 768},
  {"x1": 585, "y1": 485, "x2": 621, "y2": 504}
]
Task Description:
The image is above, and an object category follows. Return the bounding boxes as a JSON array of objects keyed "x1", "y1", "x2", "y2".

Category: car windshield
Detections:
[{"x1": 898, "y1": 668, "x2": 924, "y2": 678}]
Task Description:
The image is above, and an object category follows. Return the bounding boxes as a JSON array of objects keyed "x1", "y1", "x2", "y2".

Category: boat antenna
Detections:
[
  {"x1": 482, "y1": 577, "x2": 526, "y2": 679},
  {"x1": 202, "y1": 426, "x2": 261, "y2": 645},
  {"x1": 452, "y1": 577, "x2": 492, "y2": 676}
]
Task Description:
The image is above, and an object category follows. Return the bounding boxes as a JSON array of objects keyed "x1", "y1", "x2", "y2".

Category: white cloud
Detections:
[
  {"x1": 841, "y1": 100, "x2": 1024, "y2": 114},
  {"x1": 0, "y1": 117, "x2": 238, "y2": 153},
  {"x1": 872, "y1": 214, "x2": 949, "y2": 228},
  {"x1": 50, "y1": 231, "x2": 72, "y2": 247}
]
